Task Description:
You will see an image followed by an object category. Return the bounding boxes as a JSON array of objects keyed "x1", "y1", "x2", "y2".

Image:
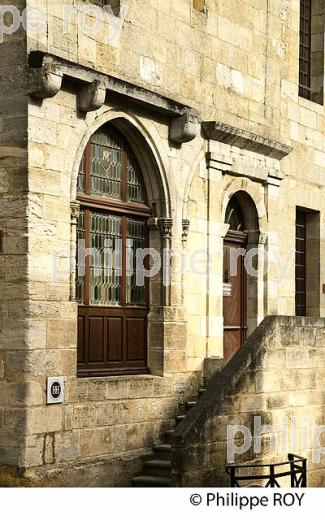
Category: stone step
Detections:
[
  {"x1": 152, "y1": 444, "x2": 172, "y2": 460},
  {"x1": 132, "y1": 475, "x2": 171, "y2": 487},
  {"x1": 130, "y1": 388, "x2": 205, "y2": 486},
  {"x1": 186, "y1": 401, "x2": 197, "y2": 408},
  {"x1": 164, "y1": 429, "x2": 175, "y2": 443},
  {"x1": 143, "y1": 459, "x2": 172, "y2": 478}
]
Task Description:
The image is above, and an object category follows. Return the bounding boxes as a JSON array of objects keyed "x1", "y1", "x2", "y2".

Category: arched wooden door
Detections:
[
  {"x1": 223, "y1": 198, "x2": 247, "y2": 362},
  {"x1": 76, "y1": 124, "x2": 151, "y2": 377}
]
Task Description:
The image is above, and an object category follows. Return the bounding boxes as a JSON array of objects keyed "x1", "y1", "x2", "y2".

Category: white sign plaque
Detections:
[
  {"x1": 47, "y1": 376, "x2": 65, "y2": 404},
  {"x1": 223, "y1": 282, "x2": 232, "y2": 297}
]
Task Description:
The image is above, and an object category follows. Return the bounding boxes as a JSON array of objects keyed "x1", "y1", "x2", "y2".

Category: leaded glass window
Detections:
[
  {"x1": 126, "y1": 218, "x2": 148, "y2": 306},
  {"x1": 76, "y1": 124, "x2": 150, "y2": 309},
  {"x1": 90, "y1": 130, "x2": 123, "y2": 199},
  {"x1": 77, "y1": 124, "x2": 146, "y2": 205},
  {"x1": 89, "y1": 212, "x2": 122, "y2": 306},
  {"x1": 299, "y1": 0, "x2": 312, "y2": 99},
  {"x1": 76, "y1": 124, "x2": 151, "y2": 376}
]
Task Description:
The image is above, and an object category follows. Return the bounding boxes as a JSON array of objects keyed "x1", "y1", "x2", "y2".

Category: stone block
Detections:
[
  {"x1": 65, "y1": 402, "x2": 118, "y2": 429},
  {"x1": 27, "y1": 407, "x2": 63, "y2": 435},
  {"x1": 43, "y1": 434, "x2": 54, "y2": 464},
  {"x1": 80, "y1": 427, "x2": 112, "y2": 458},
  {"x1": 55, "y1": 430, "x2": 81, "y2": 462}
]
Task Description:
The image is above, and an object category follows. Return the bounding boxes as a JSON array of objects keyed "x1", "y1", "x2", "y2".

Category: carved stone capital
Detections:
[
  {"x1": 182, "y1": 218, "x2": 190, "y2": 243},
  {"x1": 78, "y1": 80, "x2": 106, "y2": 112},
  {"x1": 169, "y1": 113, "x2": 200, "y2": 144},
  {"x1": 158, "y1": 218, "x2": 173, "y2": 240},
  {"x1": 71, "y1": 202, "x2": 81, "y2": 224},
  {"x1": 29, "y1": 67, "x2": 63, "y2": 99}
]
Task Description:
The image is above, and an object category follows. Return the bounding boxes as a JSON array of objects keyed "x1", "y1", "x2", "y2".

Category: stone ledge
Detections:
[
  {"x1": 28, "y1": 52, "x2": 200, "y2": 145},
  {"x1": 202, "y1": 121, "x2": 292, "y2": 160}
]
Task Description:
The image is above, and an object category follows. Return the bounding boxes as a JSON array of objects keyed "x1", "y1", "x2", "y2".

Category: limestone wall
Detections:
[
  {"x1": 0, "y1": 0, "x2": 29, "y2": 471},
  {"x1": 172, "y1": 316, "x2": 325, "y2": 487},
  {"x1": 0, "y1": 0, "x2": 325, "y2": 487}
]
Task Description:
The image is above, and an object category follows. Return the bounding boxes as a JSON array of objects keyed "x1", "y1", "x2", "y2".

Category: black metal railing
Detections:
[{"x1": 225, "y1": 454, "x2": 307, "y2": 488}]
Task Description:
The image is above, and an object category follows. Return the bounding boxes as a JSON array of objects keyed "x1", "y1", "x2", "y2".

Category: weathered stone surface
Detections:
[
  {"x1": 171, "y1": 317, "x2": 325, "y2": 487},
  {"x1": 77, "y1": 81, "x2": 106, "y2": 112},
  {"x1": 1, "y1": 0, "x2": 325, "y2": 490}
]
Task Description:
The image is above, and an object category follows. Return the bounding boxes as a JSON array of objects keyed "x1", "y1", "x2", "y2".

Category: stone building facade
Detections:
[{"x1": 0, "y1": 0, "x2": 325, "y2": 486}]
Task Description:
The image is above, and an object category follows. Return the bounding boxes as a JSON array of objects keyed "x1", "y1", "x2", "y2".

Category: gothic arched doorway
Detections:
[
  {"x1": 76, "y1": 123, "x2": 152, "y2": 377},
  {"x1": 223, "y1": 196, "x2": 248, "y2": 362}
]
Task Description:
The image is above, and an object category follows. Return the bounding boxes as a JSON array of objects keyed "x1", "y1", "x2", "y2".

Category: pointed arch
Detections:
[{"x1": 69, "y1": 110, "x2": 173, "y2": 219}]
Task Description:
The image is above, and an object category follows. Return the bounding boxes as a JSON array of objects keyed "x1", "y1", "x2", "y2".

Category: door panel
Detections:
[
  {"x1": 223, "y1": 238, "x2": 247, "y2": 362},
  {"x1": 126, "y1": 318, "x2": 146, "y2": 361},
  {"x1": 77, "y1": 316, "x2": 85, "y2": 363},
  {"x1": 78, "y1": 307, "x2": 148, "y2": 376},
  {"x1": 106, "y1": 317, "x2": 123, "y2": 362},
  {"x1": 89, "y1": 317, "x2": 105, "y2": 362}
]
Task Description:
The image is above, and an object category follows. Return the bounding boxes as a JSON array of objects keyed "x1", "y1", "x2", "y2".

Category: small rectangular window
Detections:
[
  {"x1": 299, "y1": 0, "x2": 312, "y2": 99},
  {"x1": 295, "y1": 208, "x2": 320, "y2": 317},
  {"x1": 193, "y1": 0, "x2": 206, "y2": 12},
  {"x1": 299, "y1": 0, "x2": 324, "y2": 104},
  {"x1": 295, "y1": 210, "x2": 307, "y2": 316}
]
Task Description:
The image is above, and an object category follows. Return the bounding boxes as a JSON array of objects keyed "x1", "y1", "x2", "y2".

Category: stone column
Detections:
[{"x1": 70, "y1": 202, "x2": 80, "y2": 301}]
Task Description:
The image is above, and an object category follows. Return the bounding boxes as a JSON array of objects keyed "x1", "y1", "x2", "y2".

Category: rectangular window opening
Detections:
[
  {"x1": 299, "y1": 0, "x2": 324, "y2": 104},
  {"x1": 295, "y1": 207, "x2": 320, "y2": 317}
]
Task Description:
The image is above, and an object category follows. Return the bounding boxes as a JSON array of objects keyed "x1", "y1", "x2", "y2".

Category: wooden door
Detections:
[{"x1": 223, "y1": 234, "x2": 247, "y2": 362}]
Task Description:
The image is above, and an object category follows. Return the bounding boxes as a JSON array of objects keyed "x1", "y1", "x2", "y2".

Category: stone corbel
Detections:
[
  {"x1": 158, "y1": 217, "x2": 173, "y2": 240},
  {"x1": 78, "y1": 80, "x2": 106, "y2": 112},
  {"x1": 29, "y1": 67, "x2": 63, "y2": 99},
  {"x1": 169, "y1": 113, "x2": 200, "y2": 144},
  {"x1": 182, "y1": 219, "x2": 190, "y2": 244},
  {"x1": 267, "y1": 168, "x2": 284, "y2": 187}
]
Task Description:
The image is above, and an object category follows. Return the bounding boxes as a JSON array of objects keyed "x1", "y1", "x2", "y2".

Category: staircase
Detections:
[{"x1": 132, "y1": 388, "x2": 206, "y2": 487}]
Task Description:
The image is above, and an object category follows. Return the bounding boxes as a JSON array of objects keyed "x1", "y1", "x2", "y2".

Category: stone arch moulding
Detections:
[
  {"x1": 221, "y1": 176, "x2": 268, "y2": 235},
  {"x1": 67, "y1": 109, "x2": 177, "y2": 376},
  {"x1": 221, "y1": 178, "x2": 268, "y2": 335},
  {"x1": 182, "y1": 144, "x2": 208, "y2": 221},
  {"x1": 68, "y1": 109, "x2": 174, "y2": 219}
]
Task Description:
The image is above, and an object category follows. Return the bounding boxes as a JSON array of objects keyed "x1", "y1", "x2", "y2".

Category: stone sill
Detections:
[
  {"x1": 298, "y1": 95, "x2": 324, "y2": 115},
  {"x1": 77, "y1": 373, "x2": 163, "y2": 383}
]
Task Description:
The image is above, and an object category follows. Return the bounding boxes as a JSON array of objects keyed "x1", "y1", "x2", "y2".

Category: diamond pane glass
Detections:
[
  {"x1": 127, "y1": 148, "x2": 145, "y2": 204},
  {"x1": 77, "y1": 151, "x2": 86, "y2": 193},
  {"x1": 76, "y1": 209, "x2": 85, "y2": 303},
  {"x1": 90, "y1": 211, "x2": 122, "y2": 306},
  {"x1": 126, "y1": 218, "x2": 147, "y2": 306},
  {"x1": 225, "y1": 198, "x2": 244, "y2": 231},
  {"x1": 90, "y1": 129, "x2": 123, "y2": 199}
]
